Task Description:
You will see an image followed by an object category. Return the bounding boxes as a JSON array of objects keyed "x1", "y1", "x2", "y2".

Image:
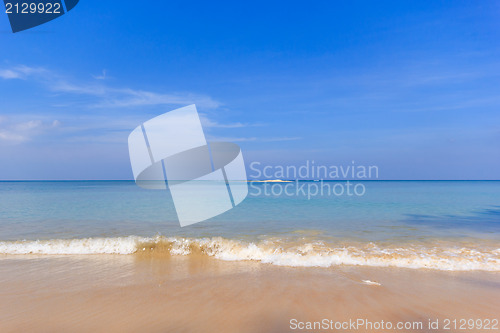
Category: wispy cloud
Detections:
[
  {"x1": 92, "y1": 69, "x2": 107, "y2": 80},
  {"x1": 199, "y1": 113, "x2": 267, "y2": 128},
  {"x1": 95, "y1": 89, "x2": 220, "y2": 108},
  {"x1": 208, "y1": 136, "x2": 301, "y2": 142},
  {"x1": 0, "y1": 65, "x2": 47, "y2": 79},
  {"x1": 0, "y1": 69, "x2": 22, "y2": 79},
  {"x1": 262, "y1": 136, "x2": 301, "y2": 142},
  {"x1": 0, "y1": 65, "x2": 221, "y2": 109},
  {"x1": 0, "y1": 118, "x2": 60, "y2": 143},
  {"x1": 200, "y1": 117, "x2": 246, "y2": 128},
  {"x1": 0, "y1": 131, "x2": 26, "y2": 142},
  {"x1": 0, "y1": 65, "x2": 280, "y2": 146},
  {"x1": 199, "y1": 116, "x2": 260, "y2": 129}
]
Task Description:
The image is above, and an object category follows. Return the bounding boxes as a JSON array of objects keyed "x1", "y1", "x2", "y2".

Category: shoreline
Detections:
[{"x1": 1, "y1": 235, "x2": 499, "y2": 272}]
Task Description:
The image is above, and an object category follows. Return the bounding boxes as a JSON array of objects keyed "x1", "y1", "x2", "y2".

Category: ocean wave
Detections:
[
  {"x1": 0, "y1": 236, "x2": 146, "y2": 255},
  {"x1": 0, "y1": 236, "x2": 499, "y2": 271}
]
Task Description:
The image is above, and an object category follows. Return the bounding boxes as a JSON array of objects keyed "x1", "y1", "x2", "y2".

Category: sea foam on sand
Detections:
[{"x1": 1, "y1": 236, "x2": 499, "y2": 271}]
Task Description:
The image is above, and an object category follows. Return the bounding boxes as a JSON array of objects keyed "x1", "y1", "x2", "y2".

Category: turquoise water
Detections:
[
  {"x1": 0, "y1": 181, "x2": 499, "y2": 270},
  {"x1": 0, "y1": 180, "x2": 499, "y2": 241}
]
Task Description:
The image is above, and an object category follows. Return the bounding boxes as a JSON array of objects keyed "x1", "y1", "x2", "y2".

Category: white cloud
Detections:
[
  {"x1": 0, "y1": 65, "x2": 47, "y2": 79},
  {"x1": 200, "y1": 116, "x2": 246, "y2": 128},
  {"x1": 0, "y1": 131, "x2": 27, "y2": 142},
  {"x1": 95, "y1": 89, "x2": 220, "y2": 109},
  {"x1": 0, "y1": 69, "x2": 22, "y2": 79},
  {"x1": 199, "y1": 114, "x2": 267, "y2": 128},
  {"x1": 14, "y1": 120, "x2": 42, "y2": 131},
  {"x1": 0, "y1": 118, "x2": 60, "y2": 143},
  {"x1": 0, "y1": 65, "x2": 242, "y2": 145},
  {"x1": 208, "y1": 136, "x2": 301, "y2": 142},
  {"x1": 50, "y1": 80, "x2": 108, "y2": 96},
  {"x1": 0, "y1": 65, "x2": 221, "y2": 109}
]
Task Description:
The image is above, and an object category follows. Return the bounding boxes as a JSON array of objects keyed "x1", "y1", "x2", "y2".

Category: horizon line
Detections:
[{"x1": 0, "y1": 179, "x2": 499, "y2": 182}]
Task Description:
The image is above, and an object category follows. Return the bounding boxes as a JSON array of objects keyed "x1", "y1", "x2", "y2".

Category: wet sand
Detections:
[{"x1": 0, "y1": 254, "x2": 499, "y2": 333}]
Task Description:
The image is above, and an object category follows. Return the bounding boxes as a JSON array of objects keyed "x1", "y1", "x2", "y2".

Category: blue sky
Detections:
[{"x1": 0, "y1": 0, "x2": 499, "y2": 180}]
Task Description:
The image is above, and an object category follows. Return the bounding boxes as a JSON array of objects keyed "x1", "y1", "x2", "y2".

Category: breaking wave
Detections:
[{"x1": 1, "y1": 236, "x2": 499, "y2": 271}]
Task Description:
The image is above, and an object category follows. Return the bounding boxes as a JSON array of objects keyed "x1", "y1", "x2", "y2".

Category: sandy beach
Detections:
[
  {"x1": 0, "y1": 254, "x2": 498, "y2": 333},
  {"x1": 2, "y1": 0, "x2": 500, "y2": 331}
]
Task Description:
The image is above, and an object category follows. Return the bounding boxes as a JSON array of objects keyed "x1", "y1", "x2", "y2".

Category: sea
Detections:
[{"x1": 0, "y1": 180, "x2": 499, "y2": 271}]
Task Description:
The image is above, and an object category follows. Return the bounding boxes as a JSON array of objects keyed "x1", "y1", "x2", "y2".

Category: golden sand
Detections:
[{"x1": 0, "y1": 254, "x2": 498, "y2": 332}]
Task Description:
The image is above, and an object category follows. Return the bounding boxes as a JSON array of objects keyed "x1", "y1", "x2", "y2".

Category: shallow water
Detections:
[{"x1": 0, "y1": 181, "x2": 499, "y2": 271}]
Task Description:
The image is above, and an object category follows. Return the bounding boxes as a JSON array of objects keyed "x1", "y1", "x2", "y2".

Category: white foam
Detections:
[
  {"x1": 362, "y1": 280, "x2": 381, "y2": 286},
  {"x1": 1, "y1": 236, "x2": 499, "y2": 271},
  {"x1": 0, "y1": 236, "x2": 150, "y2": 255}
]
